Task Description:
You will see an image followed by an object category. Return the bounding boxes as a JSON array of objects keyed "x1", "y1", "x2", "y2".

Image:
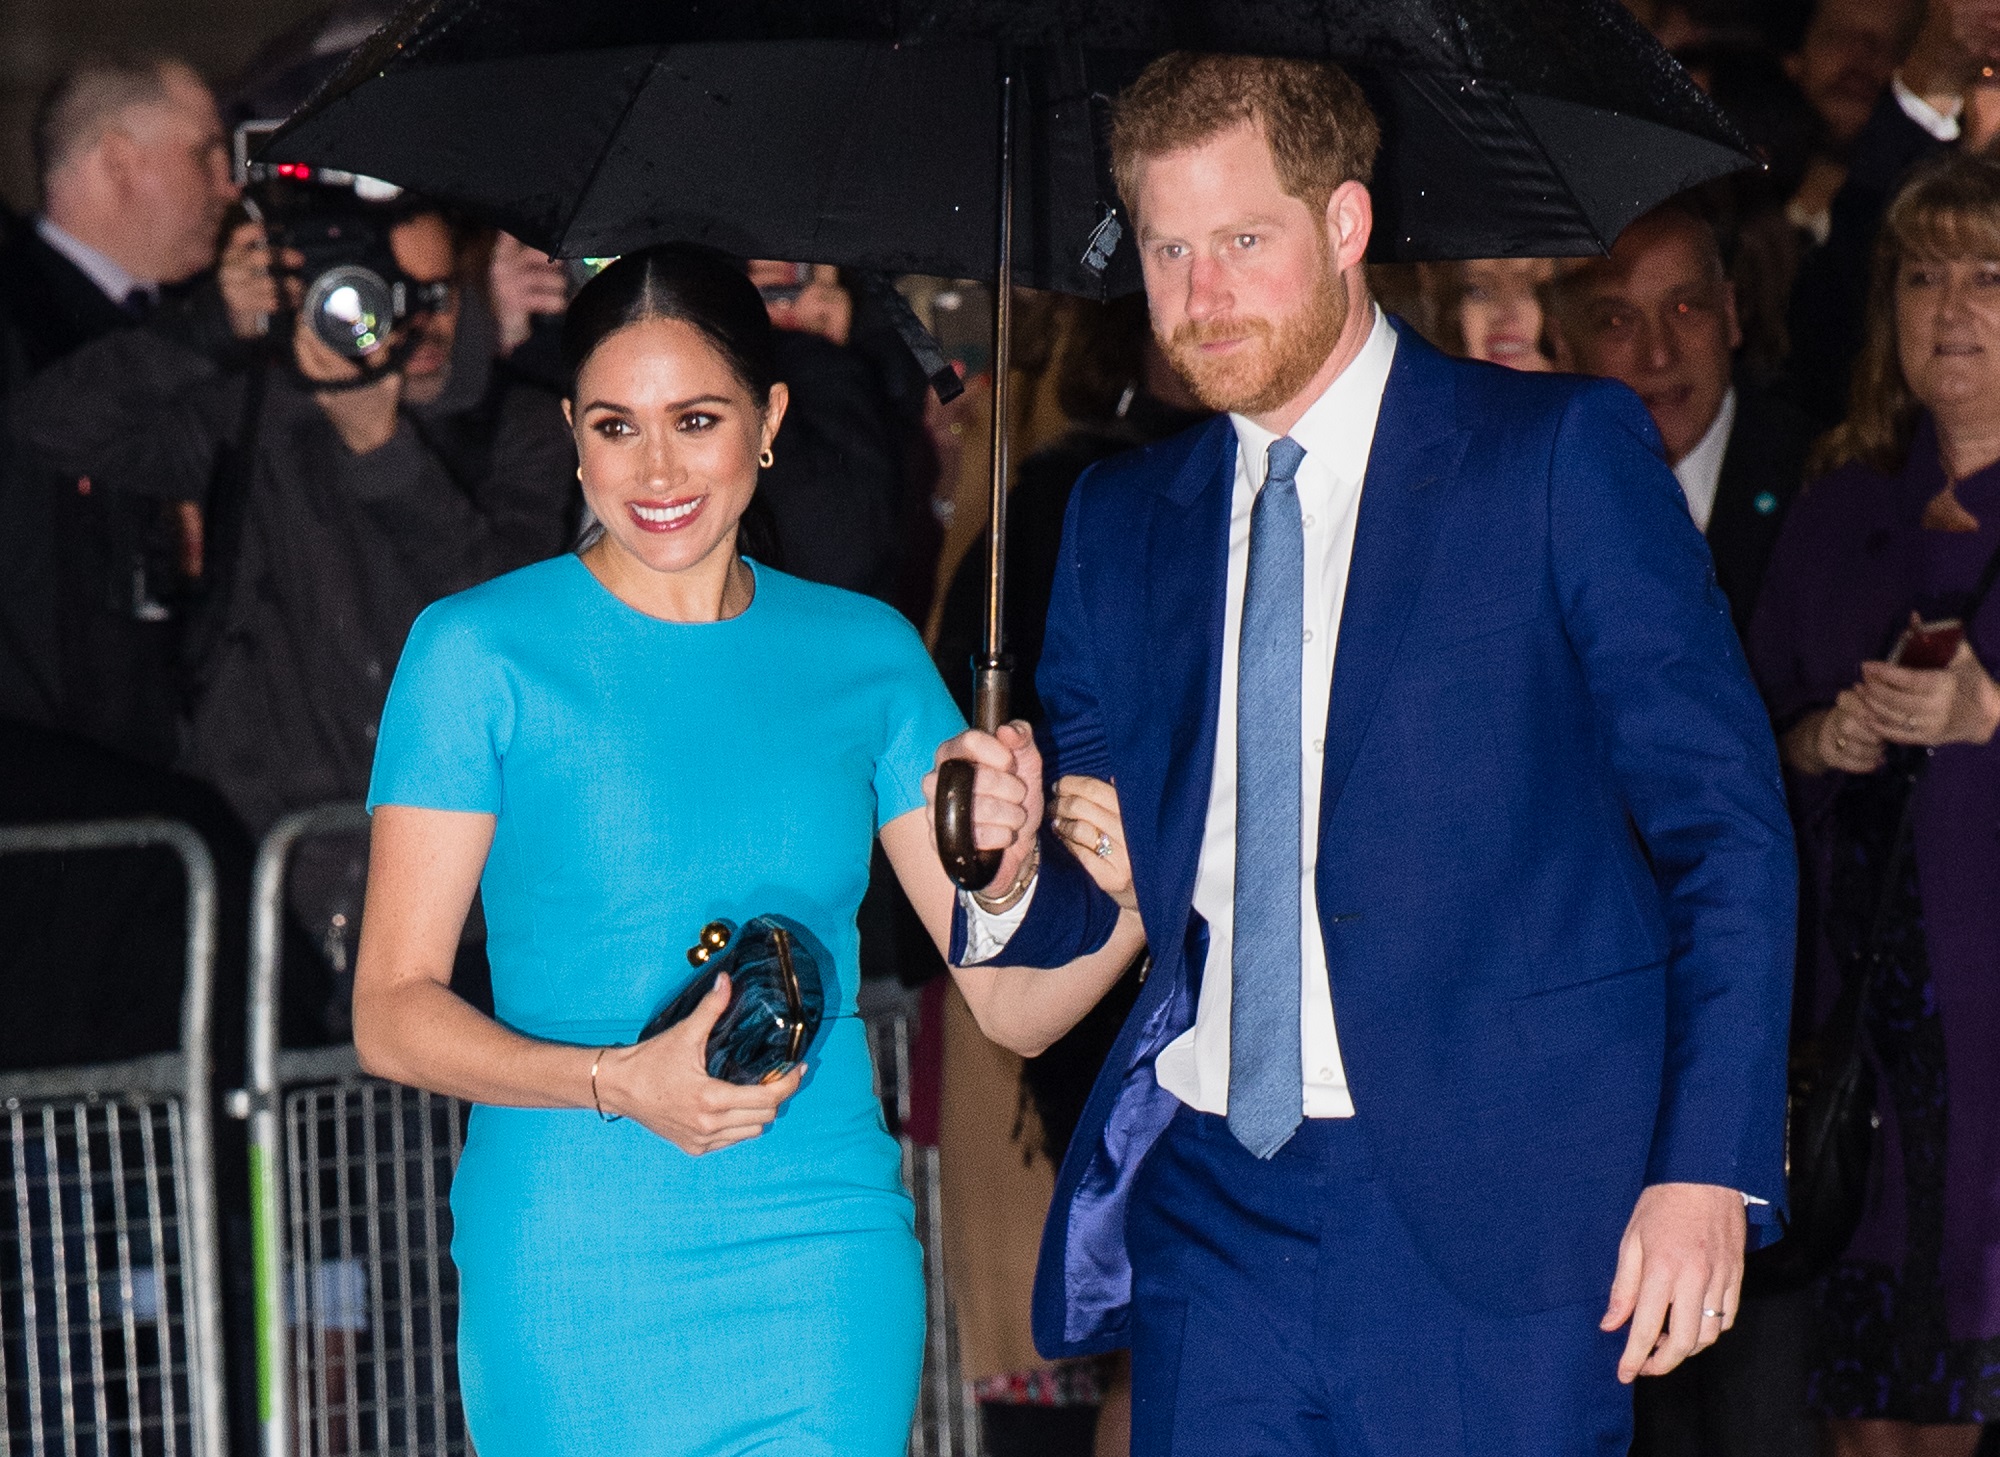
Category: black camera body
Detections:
[
  {"x1": 279, "y1": 207, "x2": 418, "y2": 358},
  {"x1": 234, "y1": 122, "x2": 446, "y2": 360}
]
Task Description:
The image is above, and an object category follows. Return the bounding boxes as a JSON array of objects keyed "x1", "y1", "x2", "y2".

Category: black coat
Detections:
[
  {"x1": 1706, "y1": 387, "x2": 1817, "y2": 634},
  {"x1": 0, "y1": 224, "x2": 238, "y2": 764},
  {"x1": 1786, "y1": 94, "x2": 1947, "y2": 425},
  {"x1": 756, "y1": 329, "x2": 905, "y2": 601}
]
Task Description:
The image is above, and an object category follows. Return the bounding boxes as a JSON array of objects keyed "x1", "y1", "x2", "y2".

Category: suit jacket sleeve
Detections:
[
  {"x1": 948, "y1": 475, "x2": 1122, "y2": 967},
  {"x1": 1548, "y1": 383, "x2": 1796, "y2": 1215}
]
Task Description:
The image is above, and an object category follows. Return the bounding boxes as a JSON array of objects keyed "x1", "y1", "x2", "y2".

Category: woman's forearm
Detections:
[
  {"x1": 951, "y1": 911, "x2": 1149, "y2": 1058},
  {"x1": 353, "y1": 974, "x2": 596, "y2": 1110}
]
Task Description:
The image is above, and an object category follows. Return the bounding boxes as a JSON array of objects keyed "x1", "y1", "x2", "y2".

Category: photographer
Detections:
[
  {"x1": 14, "y1": 194, "x2": 576, "y2": 999},
  {"x1": 0, "y1": 53, "x2": 242, "y2": 767}
]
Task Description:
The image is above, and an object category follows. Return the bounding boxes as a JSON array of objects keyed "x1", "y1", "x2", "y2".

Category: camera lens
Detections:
[{"x1": 304, "y1": 263, "x2": 397, "y2": 358}]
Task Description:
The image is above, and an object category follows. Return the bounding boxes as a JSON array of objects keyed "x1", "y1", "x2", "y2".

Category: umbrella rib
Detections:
[
  {"x1": 1498, "y1": 86, "x2": 1608, "y2": 255},
  {"x1": 557, "y1": 46, "x2": 669, "y2": 257}
]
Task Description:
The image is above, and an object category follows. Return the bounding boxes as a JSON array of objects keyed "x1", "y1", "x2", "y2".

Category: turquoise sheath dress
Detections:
[{"x1": 366, "y1": 555, "x2": 964, "y2": 1455}]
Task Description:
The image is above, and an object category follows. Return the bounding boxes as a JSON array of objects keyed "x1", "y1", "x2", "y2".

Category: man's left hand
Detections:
[{"x1": 1601, "y1": 1182, "x2": 1746, "y2": 1382}]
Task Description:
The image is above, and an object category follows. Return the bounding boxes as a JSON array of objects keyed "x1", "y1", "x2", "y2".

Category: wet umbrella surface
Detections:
[
  {"x1": 267, "y1": 0, "x2": 1753, "y2": 292},
  {"x1": 267, "y1": 0, "x2": 1752, "y2": 884}
]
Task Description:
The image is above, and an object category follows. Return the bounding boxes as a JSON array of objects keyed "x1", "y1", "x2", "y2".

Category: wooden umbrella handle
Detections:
[{"x1": 935, "y1": 664, "x2": 1009, "y2": 891}]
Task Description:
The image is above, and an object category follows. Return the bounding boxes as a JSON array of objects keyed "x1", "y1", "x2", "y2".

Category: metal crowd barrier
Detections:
[
  {"x1": 856, "y1": 983, "x2": 978, "y2": 1457},
  {"x1": 246, "y1": 806, "x2": 976, "y2": 1457},
  {"x1": 0, "y1": 818, "x2": 226, "y2": 1457}
]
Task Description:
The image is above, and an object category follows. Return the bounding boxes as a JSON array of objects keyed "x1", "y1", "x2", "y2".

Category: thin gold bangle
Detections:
[
  {"x1": 971, "y1": 839, "x2": 1039, "y2": 914},
  {"x1": 590, "y1": 1047, "x2": 622, "y2": 1123}
]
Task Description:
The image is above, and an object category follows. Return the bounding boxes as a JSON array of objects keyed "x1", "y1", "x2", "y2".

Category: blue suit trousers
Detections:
[{"x1": 1127, "y1": 1107, "x2": 1635, "y2": 1457}]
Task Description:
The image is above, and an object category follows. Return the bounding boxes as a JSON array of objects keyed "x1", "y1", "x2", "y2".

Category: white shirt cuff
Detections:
[
  {"x1": 1893, "y1": 71, "x2": 1963, "y2": 141},
  {"x1": 956, "y1": 874, "x2": 1038, "y2": 965},
  {"x1": 1743, "y1": 1193, "x2": 1768, "y2": 1207}
]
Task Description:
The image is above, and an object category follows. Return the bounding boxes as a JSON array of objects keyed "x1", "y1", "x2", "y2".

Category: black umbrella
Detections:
[
  {"x1": 267, "y1": 0, "x2": 1751, "y2": 886},
  {"x1": 267, "y1": 1, "x2": 1752, "y2": 287}
]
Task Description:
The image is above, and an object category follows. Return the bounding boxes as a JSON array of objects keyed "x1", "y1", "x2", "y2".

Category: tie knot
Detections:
[{"x1": 1265, "y1": 436, "x2": 1306, "y2": 488}]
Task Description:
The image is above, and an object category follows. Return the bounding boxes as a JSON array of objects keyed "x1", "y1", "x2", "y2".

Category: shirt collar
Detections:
[
  {"x1": 1671, "y1": 386, "x2": 1737, "y2": 534},
  {"x1": 35, "y1": 217, "x2": 155, "y2": 307},
  {"x1": 1229, "y1": 304, "x2": 1398, "y2": 490},
  {"x1": 1891, "y1": 71, "x2": 1962, "y2": 142}
]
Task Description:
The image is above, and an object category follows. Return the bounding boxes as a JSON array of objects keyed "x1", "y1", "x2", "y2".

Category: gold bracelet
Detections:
[
  {"x1": 590, "y1": 1047, "x2": 621, "y2": 1123},
  {"x1": 970, "y1": 838, "x2": 1040, "y2": 914}
]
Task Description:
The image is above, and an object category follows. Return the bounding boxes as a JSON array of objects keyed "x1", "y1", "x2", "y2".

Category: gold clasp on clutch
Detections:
[{"x1": 686, "y1": 921, "x2": 731, "y2": 967}]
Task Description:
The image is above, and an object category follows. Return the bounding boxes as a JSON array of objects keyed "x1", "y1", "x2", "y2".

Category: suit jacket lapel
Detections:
[
  {"x1": 1320, "y1": 336, "x2": 1470, "y2": 827},
  {"x1": 1141, "y1": 418, "x2": 1234, "y2": 939}
]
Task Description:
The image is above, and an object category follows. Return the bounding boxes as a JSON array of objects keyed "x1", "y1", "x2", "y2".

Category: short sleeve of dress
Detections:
[
  {"x1": 367, "y1": 599, "x2": 513, "y2": 815},
  {"x1": 872, "y1": 615, "x2": 967, "y2": 831}
]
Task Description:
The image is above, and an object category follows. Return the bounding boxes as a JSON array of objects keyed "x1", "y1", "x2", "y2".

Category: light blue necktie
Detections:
[{"x1": 1229, "y1": 436, "x2": 1307, "y2": 1160}]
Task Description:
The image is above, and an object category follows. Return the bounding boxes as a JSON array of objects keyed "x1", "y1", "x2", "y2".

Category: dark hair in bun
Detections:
[{"x1": 561, "y1": 243, "x2": 777, "y2": 402}]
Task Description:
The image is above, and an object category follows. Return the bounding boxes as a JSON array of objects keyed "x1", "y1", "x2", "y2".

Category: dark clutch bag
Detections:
[{"x1": 640, "y1": 916, "x2": 827, "y2": 1085}]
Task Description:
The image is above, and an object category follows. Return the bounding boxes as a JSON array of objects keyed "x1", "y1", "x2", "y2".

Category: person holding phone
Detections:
[{"x1": 1749, "y1": 151, "x2": 2000, "y2": 1455}]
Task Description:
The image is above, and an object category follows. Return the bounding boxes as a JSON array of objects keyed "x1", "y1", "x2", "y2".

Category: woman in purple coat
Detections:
[{"x1": 1749, "y1": 152, "x2": 2000, "y2": 1456}]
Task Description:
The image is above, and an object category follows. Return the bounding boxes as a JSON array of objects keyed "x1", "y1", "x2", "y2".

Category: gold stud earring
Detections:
[{"x1": 759, "y1": 447, "x2": 775, "y2": 469}]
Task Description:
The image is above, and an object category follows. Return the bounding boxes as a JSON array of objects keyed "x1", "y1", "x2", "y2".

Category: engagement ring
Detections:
[{"x1": 1093, "y1": 832, "x2": 1113, "y2": 860}]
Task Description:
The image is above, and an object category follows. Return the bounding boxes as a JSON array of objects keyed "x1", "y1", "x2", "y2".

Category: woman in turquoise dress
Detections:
[{"x1": 352, "y1": 245, "x2": 1144, "y2": 1455}]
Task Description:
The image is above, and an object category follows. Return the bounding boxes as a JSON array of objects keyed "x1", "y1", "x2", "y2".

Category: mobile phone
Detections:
[{"x1": 1891, "y1": 617, "x2": 1965, "y2": 669}]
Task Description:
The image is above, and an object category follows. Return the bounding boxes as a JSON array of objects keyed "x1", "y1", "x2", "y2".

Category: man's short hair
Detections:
[
  {"x1": 32, "y1": 54, "x2": 183, "y2": 192},
  {"x1": 1543, "y1": 198, "x2": 1728, "y2": 328},
  {"x1": 1110, "y1": 53, "x2": 1381, "y2": 219}
]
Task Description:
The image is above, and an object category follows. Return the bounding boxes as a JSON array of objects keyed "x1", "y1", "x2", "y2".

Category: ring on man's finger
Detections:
[{"x1": 1701, "y1": 1308, "x2": 1724, "y2": 1320}]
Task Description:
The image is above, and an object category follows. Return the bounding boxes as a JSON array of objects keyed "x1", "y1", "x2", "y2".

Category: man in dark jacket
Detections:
[
  {"x1": 0, "y1": 53, "x2": 243, "y2": 764},
  {"x1": 1552, "y1": 202, "x2": 1814, "y2": 637},
  {"x1": 14, "y1": 204, "x2": 575, "y2": 997},
  {"x1": 1787, "y1": 0, "x2": 2000, "y2": 421},
  {"x1": 1552, "y1": 199, "x2": 1818, "y2": 1457}
]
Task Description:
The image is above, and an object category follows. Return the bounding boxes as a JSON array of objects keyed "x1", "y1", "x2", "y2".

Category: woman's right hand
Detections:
[
  {"x1": 593, "y1": 975, "x2": 805, "y2": 1155},
  {"x1": 1050, "y1": 775, "x2": 1139, "y2": 911}
]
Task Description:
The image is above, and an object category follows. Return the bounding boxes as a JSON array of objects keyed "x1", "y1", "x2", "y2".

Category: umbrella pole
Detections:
[
  {"x1": 934, "y1": 65, "x2": 1017, "y2": 892},
  {"x1": 975, "y1": 69, "x2": 1015, "y2": 740}
]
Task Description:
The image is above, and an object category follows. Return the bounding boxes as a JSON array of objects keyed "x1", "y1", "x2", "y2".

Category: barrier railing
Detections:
[
  {"x1": 0, "y1": 818, "x2": 226, "y2": 1457},
  {"x1": 246, "y1": 806, "x2": 976, "y2": 1457},
  {"x1": 857, "y1": 984, "x2": 979, "y2": 1457}
]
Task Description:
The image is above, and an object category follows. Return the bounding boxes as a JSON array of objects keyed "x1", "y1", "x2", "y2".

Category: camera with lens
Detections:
[{"x1": 233, "y1": 120, "x2": 450, "y2": 361}]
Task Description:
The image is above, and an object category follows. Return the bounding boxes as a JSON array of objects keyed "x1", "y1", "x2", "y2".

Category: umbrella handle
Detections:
[
  {"x1": 935, "y1": 664, "x2": 1010, "y2": 892},
  {"x1": 935, "y1": 760, "x2": 1002, "y2": 891}
]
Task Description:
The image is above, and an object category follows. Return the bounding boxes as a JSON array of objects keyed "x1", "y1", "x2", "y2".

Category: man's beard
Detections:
[{"x1": 1161, "y1": 252, "x2": 1349, "y2": 417}]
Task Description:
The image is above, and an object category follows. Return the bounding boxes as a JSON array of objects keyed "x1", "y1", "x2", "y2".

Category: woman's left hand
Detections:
[
  {"x1": 1856, "y1": 640, "x2": 2000, "y2": 748},
  {"x1": 1050, "y1": 775, "x2": 1138, "y2": 911}
]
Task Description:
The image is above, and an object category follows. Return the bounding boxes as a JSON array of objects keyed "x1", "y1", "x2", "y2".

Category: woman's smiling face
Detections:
[
  {"x1": 1896, "y1": 250, "x2": 2000, "y2": 422},
  {"x1": 567, "y1": 316, "x2": 786, "y2": 581}
]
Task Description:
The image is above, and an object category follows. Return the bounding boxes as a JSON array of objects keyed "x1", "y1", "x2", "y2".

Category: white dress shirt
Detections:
[
  {"x1": 35, "y1": 217, "x2": 156, "y2": 308},
  {"x1": 1152, "y1": 307, "x2": 1396, "y2": 1119},
  {"x1": 1671, "y1": 387, "x2": 1735, "y2": 535},
  {"x1": 1892, "y1": 71, "x2": 1962, "y2": 142},
  {"x1": 964, "y1": 306, "x2": 1399, "y2": 1122}
]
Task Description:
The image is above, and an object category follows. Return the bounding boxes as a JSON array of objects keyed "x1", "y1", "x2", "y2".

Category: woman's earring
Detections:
[
  {"x1": 759, "y1": 447, "x2": 775, "y2": 469},
  {"x1": 575, "y1": 466, "x2": 584, "y2": 482}
]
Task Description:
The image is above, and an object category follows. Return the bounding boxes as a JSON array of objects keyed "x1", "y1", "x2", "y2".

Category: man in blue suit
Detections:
[{"x1": 927, "y1": 52, "x2": 1796, "y2": 1456}]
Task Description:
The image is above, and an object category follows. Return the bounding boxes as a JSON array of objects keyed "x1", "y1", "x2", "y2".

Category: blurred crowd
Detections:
[{"x1": 4, "y1": 0, "x2": 2000, "y2": 1452}]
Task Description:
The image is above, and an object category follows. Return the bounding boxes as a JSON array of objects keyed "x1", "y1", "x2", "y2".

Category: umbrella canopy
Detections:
[
  {"x1": 263, "y1": 0, "x2": 1754, "y2": 888},
  {"x1": 265, "y1": 0, "x2": 1753, "y2": 295}
]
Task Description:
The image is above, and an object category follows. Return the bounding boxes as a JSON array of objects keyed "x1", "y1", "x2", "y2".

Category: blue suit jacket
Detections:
[{"x1": 958, "y1": 329, "x2": 1797, "y2": 1359}]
